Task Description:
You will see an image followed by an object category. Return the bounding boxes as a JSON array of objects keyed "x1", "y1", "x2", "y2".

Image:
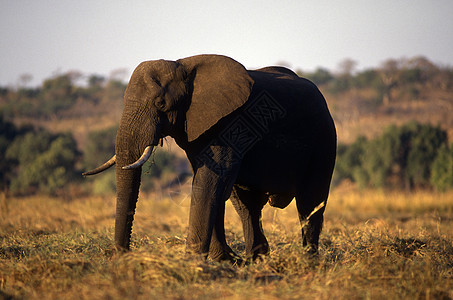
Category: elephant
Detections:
[{"x1": 83, "y1": 54, "x2": 336, "y2": 262}]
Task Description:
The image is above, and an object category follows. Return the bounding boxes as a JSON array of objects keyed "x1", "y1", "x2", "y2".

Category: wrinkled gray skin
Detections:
[{"x1": 84, "y1": 55, "x2": 336, "y2": 262}]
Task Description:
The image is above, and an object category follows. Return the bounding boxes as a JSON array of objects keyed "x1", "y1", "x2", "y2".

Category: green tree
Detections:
[
  {"x1": 103, "y1": 79, "x2": 127, "y2": 103},
  {"x1": 374, "y1": 122, "x2": 446, "y2": 189},
  {"x1": 430, "y1": 144, "x2": 453, "y2": 191},
  {"x1": 88, "y1": 75, "x2": 106, "y2": 88},
  {"x1": 40, "y1": 74, "x2": 76, "y2": 117},
  {"x1": 404, "y1": 123, "x2": 447, "y2": 188},
  {"x1": 305, "y1": 67, "x2": 334, "y2": 86},
  {"x1": 0, "y1": 86, "x2": 8, "y2": 96},
  {"x1": 140, "y1": 148, "x2": 191, "y2": 191},
  {"x1": 79, "y1": 75, "x2": 106, "y2": 104},
  {"x1": 337, "y1": 122, "x2": 449, "y2": 190},
  {"x1": 6, "y1": 130, "x2": 79, "y2": 195},
  {"x1": 83, "y1": 126, "x2": 117, "y2": 195},
  {"x1": 83, "y1": 126, "x2": 117, "y2": 170},
  {"x1": 378, "y1": 59, "x2": 401, "y2": 105},
  {"x1": 353, "y1": 69, "x2": 382, "y2": 90},
  {"x1": 333, "y1": 137, "x2": 368, "y2": 186},
  {"x1": 0, "y1": 116, "x2": 21, "y2": 189},
  {"x1": 83, "y1": 128, "x2": 190, "y2": 195}
]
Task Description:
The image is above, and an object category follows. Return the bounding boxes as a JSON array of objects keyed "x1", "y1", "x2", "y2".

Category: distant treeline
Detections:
[
  {"x1": 1, "y1": 56, "x2": 453, "y2": 120},
  {"x1": 1, "y1": 114, "x2": 452, "y2": 195},
  {"x1": 0, "y1": 73, "x2": 127, "y2": 119},
  {"x1": 1, "y1": 55, "x2": 453, "y2": 196},
  {"x1": 301, "y1": 56, "x2": 453, "y2": 104},
  {"x1": 0, "y1": 116, "x2": 189, "y2": 196},
  {"x1": 335, "y1": 122, "x2": 453, "y2": 191}
]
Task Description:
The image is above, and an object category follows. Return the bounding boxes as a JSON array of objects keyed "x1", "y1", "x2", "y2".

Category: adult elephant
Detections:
[{"x1": 83, "y1": 54, "x2": 336, "y2": 262}]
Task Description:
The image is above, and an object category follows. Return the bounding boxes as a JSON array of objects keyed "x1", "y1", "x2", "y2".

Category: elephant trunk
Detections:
[
  {"x1": 114, "y1": 164, "x2": 142, "y2": 250},
  {"x1": 113, "y1": 93, "x2": 160, "y2": 250},
  {"x1": 114, "y1": 143, "x2": 154, "y2": 250},
  {"x1": 115, "y1": 166, "x2": 141, "y2": 250}
]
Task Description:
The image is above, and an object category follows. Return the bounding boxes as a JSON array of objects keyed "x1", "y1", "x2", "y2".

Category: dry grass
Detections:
[{"x1": 1, "y1": 187, "x2": 452, "y2": 299}]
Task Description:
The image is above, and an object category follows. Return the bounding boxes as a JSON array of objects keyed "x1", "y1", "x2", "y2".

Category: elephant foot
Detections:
[
  {"x1": 113, "y1": 244, "x2": 130, "y2": 254},
  {"x1": 186, "y1": 244, "x2": 243, "y2": 265},
  {"x1": 302, "y1": 243, "x2": 319, "y2": 257},
  {"x1": 185, "y1": 251, "x2": 209, "y2": 262},
  {"x1": 185, "y1": 243, "x2": 209, "y2": 261},
  {"x1": 248, "y1": 242, "x2": 270, "y2": 261},
  {"x1": 209, "y1": 249, "x2": 244, "y2": 265}
]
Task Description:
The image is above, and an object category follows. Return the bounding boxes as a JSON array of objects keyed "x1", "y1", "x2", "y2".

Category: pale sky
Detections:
[{"x1": 1, "y1": 0, "x2": 452, "y2": 87}]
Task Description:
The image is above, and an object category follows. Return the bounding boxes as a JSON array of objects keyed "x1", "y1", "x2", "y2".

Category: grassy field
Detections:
[{"x1": 1, "y1": 186, "x2": 452, "y2": 299}]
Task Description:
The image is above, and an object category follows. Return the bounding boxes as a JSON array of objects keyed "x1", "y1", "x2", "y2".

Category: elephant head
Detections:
[{"x1": 83, "y1": 55, "x2": 254, "y2": 250}]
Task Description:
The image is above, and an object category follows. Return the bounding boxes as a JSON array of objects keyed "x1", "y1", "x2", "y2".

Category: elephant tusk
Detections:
[
  {"x1": 122, "y1": 146, "x2": 153, "y2": 170},
  {"x1": 82, "y1": 155, "x2": 116, "y2": 176}
]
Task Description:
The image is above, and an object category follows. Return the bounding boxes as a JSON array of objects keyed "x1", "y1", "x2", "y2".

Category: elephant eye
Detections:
[{"x1": 154, "y1": 97, "x2": 166, "y2": 110}]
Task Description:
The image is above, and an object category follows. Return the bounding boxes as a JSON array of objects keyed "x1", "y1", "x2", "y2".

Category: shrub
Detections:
[
  {"x1": 6, "y1": 130, "x2": 79, "y2": 195},
  {"x1": 92, "y1": 170, "x2": 116, "y2": 196},
  {"x1": 333, "y1": 137, "x2": 367, "y2": 186},
  {"x1": 0, "y1": 116, "x2": 21, "y2": 189},
  {"x1": 83, "y1": 126, "x2": 117, "y2": 170},
  {"x1": 304, "y1": 68, "x2": 334, "y2": 86},
  {"x1": 83, "y1": 128, "x2": 191, "y2": 195},
  {"x1": 403, "y1": 123, "x2": 447, "y2": 188},
  {"x1": 335, "y1": 122, "x2": 448, "y2": 190},
  {"x1": 430, "y1": 144, "x2": 453, "y2": 191},
  {"x1": 141, "y1": 148, "x2": 191, "y2": 191}
]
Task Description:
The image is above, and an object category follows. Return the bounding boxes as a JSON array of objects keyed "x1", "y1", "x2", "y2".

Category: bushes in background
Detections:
[
  {"x1": 82, "y1": 127, "x2": 190, "y2": 195},
  {"x1": 0, "y1": 118, "x2": 190, "y2": 196},
  {"x1": 335, "y1": 121, "x2": 452, "y2": 191},
  {"x1": 1, "y1": 117, "x2": 79, "y2": 195},
  {"x1": 430, "y1": 144, "x2": 453, "y2": 191}
]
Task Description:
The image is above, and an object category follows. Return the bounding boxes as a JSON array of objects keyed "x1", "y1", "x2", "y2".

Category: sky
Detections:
[{"x1": 1, "y1": 0, "x2": 453, "y2": 87}]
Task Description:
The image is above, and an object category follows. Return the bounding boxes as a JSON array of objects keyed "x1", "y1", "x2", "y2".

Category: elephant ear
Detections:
[{"x1": 178, "y1": 55, "x2": 254, "y2": 142}]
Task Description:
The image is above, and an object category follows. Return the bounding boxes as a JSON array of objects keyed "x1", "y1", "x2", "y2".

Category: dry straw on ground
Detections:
[{"x1": 1, "y1": 187, "x2": 452, "y2": 299}]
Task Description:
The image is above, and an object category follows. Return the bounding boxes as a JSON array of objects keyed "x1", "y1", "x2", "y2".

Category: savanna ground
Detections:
[{"x1": 1, "y1": 184, "x2": 452, "y2": 299}]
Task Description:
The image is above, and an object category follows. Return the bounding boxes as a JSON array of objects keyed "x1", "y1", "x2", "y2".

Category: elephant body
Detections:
[
  {"x1": 83, "y1": 54, "x2": 336, "y2": 262},
  {"x1": 238, "y1": 68, "x2": 335, "y2": 193},
  {"x1": 177, "y1": 66, "x2": 336, "y2": 259}
]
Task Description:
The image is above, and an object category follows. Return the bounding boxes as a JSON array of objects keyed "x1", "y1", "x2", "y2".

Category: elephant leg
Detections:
[
  {"x1": 186, "y1": 163, "x2": 239, "y2": 259},
  {"x1": 295, "y1": 172, "x2": 331, "y2": 254},
  {"x1": 208, "y1": 199, "x2": 241, "y2": 263},
  {"x1": 295, "y1": 194, "x2": 326, "y2": 254},
  {"x1": 230, "y1": 186, "x2": 269, "y2": 260}
]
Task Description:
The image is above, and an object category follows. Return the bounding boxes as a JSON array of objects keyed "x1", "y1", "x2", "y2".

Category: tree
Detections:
[
  {"x1": 404, "y1": 123, "x2": 447, "y2": 188},
  {"x1": 0, "y1": 115, "x2": 21, "y2": 190},
  {"x1": 88, "y1": 75, "x2": 106, "y2": 88},
  {"x1": 404, "y1": 56, "x2": 438, "y2": 84},
  {"x1": 103, "y1": 79, "x2": 127, "y2": 103},
  {"x1": 353, "y1": 69, "x2": 382, "y2": 90},
  {"x1": 371, "y1": 122, "x2": 447, "y2": 190},
  {"x1": 378, "y1": 59, "x2": 401, "y2": 105},
  {"x1": 83, "y1": 128, "x2": 190, "y2": 195},
  {"x1": 83, "y1": 126, "x2": 117, "y2": 170},
  {"x1": 40, "y1": 74, "x2": 76, "y2": 117},
  {"x1": 337, "y1": 58, "x2": 357, "y2": 77},
  {"x1": 18, "y1": 73, "x2": 33, "y2": 88},
  {"x1": 430, "y1": 144, "x2": 453, "y2": 191},
  {"x1": 140, "y1": 148, "x2": 191, "y2": 191},
  {"x1": 305, "y1": 68, "x2": 334, "y2": 86},
  {"x1": 6, "y1": 130, "x2": 79, "y2": 195},
  {"x1": 329, "y1": 58, "x2": 358, "y2": 93},
  {"x1": 336, "y1": 122, "x2": 449, "y2": 190},
  {"x1": 334, "y1": 137, "x2": 368, "y2": 185}
]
